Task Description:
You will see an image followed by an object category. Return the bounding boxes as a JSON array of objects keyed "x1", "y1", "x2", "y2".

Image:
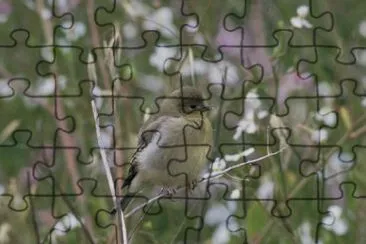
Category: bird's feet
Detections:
[
  {"x1": 190, "y1": 179, "x2": 198, "y2": 191},
  {"x1": 159, "y1": 187, "x2": 177, "y2": 197}
]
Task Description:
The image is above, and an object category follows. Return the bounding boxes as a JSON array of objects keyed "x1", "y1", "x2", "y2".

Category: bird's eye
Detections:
[{"x1": 189, "y1": 105, "x2": 197, "y2": 110}]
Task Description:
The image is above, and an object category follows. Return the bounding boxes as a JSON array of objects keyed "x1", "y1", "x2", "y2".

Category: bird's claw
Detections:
[
  {"x1": 160, "y1": 187, "x2": 177, "y2": 197},
  {"x1": 190, "y1": 180, "x2": 198, "y2": 190}
]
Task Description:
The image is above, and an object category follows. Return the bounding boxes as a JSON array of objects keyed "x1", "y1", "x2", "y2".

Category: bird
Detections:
[{"x1": 119, "y1": 86, "x2": 213, "y2": 211}]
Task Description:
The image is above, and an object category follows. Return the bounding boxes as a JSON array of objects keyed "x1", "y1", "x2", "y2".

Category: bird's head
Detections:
[{"x1": 160, "y1": 86, "x2": 211, "y2": 116}]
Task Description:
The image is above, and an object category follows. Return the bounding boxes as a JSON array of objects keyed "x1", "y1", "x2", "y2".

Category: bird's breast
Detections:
[{"x1": 137, "y1": 116, "x2": 212, "y2": 187}]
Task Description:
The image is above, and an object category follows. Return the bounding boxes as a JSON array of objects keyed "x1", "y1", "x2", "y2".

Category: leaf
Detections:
[
  {"x1": 339, "y1": 106, "x2": 352, "y2": 130},
  {"x1": 0, "y1": 120, "x2": 20, "y2": 144}
]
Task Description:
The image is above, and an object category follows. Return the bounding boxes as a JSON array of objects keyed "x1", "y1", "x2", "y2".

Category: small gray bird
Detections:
[{"x1": 120, "y1": 86, "x2": 213, "y2": 210}]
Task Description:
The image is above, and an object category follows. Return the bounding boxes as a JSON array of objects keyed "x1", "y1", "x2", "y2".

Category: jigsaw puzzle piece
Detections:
[
  {"x1": 0, "y1": 170, "x2": 60, "y2": 243},
  {"x1": 0, "y1": 133, "x2": 60, "y2": 205},
  {"x1": 309, "y1": 0, "x2": 365, "y2": 63},
  {"x1": 299, "y1": 47, "x2": 362, "y2": 84},
  {"x1": 0, "y1": 77, "x2": 69, "y2": 147},
  {"x1": 292, "y1": 79, "x2": 366, "y2": 150},
  {"x1": 96, "y1": 0, "x2": 243, "y2": 48},
  {"x1": 317, "y1": 183, "x2": 363, "y2": 243},
  {"x1": 2, "y1": 0, "x2": 116, "y2": 47},
  {"x1": 203, "y1": 182, "x2": 249, "y2": 243},
  {"x1": 36, "y1": 180, "x2": 110, "y2": 244},
  {"x1": 221, "y1": 1, "x2": 332, "y2": 47},
  {"x1": 239, "y1": 173, "x2": 326, "y2": 243},
  {"x1": 0, "y1": 0, "x2": 71, "y2": 46},
  {"x1": 309, "y1": 147, "x2": 366, "y2": 200},
  {"x1": 0, "y1": 31, "x2": 66, "y2": 94}
]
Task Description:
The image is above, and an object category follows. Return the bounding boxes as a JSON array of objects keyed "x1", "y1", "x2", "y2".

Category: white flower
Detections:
[
  {"x1": 257, "y1": 110, "x2": 269, "y2": 119},
  {"x1": 224, "y1": 148, "x2": 255, "y2": 162},
  {"x1": 212, "y1": 223, "x2": 230, "y2": 244},
  {"x1": 246, "y1": 89, "x2": 261, "y2": 109},
  {"x1": 53, "y1": 213, "x2": 82, "y2": 237},
  {"x1": 311, "y1": 128, "x2": 328, "y2": 143},
  {"x1": 256, "y1": 175, "x2": 274, "y2": 199},
  {"x1": 297, "y1": 222, "x2": 316, "y2": 244},
  {"x1": 33, "y1": 75, "x2": 66, "y2": 95},
  {"x1": 143, "y1": 7, "x2": 177, "y2": 38},
  {"x1": 0, "y1": 79, "x2": 12, "y2": 96},
  {"x1": 149, "y1": 46, "x2": 177, "y2": 71},
  {"x1": 0, "y1": 14, "x2": 9, "y2": 23},
  {"x1": 41, "y1": 47, "x2": 54, "y2": 62},
  {"x1": 41, "y1": 8, "x2": 52, "y2": 20},
  {"x1": 62, "y1": 21, "x2": 86, "y2": 41},
  {"x1": 205, "y1": 204, "x2": 230, "y2": 225},
  {"x1": 290, "y1": 17, "x2": 312, "y2": 29},
  {"x1": 230, "y1": 189, "x2": 241, "y2": 199},
  {"x1": 233, "y1": 89, "x2": 266, "y2": 139},
  {"x1": 212, "y1": 157, "x2": 226, "y2": 172},
  {"x1": 208, "y1": 61, "x2": 239, "y2": 85},
  {"x1": 34, "y1": 77, "x2": 55, "y2": 95},
  {"x1": 290, "y1": 5, "x2": 312, "y2": 29},
  {"x1": 58, "y1": 75, "x2": 67, "y2": 90},
  {"x1": 233, "y1": 118, "x2": 257, "y2": 139},
  {"x1": 0, "y1": 1, "x2": 11, "y2": 23},
  {"x1": 359, "y1": 20, "x2": 366, "y2": 37},
  {"x1": 361, "y1": 97, "x2": 366, "y2": 107},
  {"x1": 314, "y1": 107, "x2": 337, "y2": 127},
  {"x1": 297, "y1": 5, "x2": 310, "y2": 18},
  {"x1": 185, "y1": 18, "x2": 198, "y2": 33},
  {"x1": 322, "y1": 205, "x2": 348, "y2": 236},
  {"x1": 123, "y1": 22, "x2": 138, "y2": 40},
  {"x1": 92, "y1": 86, "x2": 102, "y2": 96},
  {"x1": 318, "y1": 81, "x2": 332, "y2": 96}
]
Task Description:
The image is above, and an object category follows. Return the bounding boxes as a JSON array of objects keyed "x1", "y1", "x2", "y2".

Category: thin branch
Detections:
[
  {"x1": 125, "y1": 146, "x2": 288, "y2": 218},
  {"x1": 211, "y1": 146, "x2": 288, "y2": 179},
  {"x1": 91, "y1": 100, "x2": 127, "y2": 244},
  {"x1": 27, "y1": 172, "x2": 40, "y2": 243},
  {"x1": 35, "y1": 0, "x2": 96, "y2": 239},
  {"x1": 86, "y1": 0, "x2": 109, "y2": 89}
]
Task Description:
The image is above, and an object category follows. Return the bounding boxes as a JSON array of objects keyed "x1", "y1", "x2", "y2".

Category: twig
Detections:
[
  {"x1": 27, "y1": 172, "x2": 40, "y2": 243},
  {"x1": 38, "y1": 170, "x2": 96, "y2": 244},
  {"x1": 91, "y1": 100, "x2": 127, "y2": 244},
  {"x1": 211, "y1": 146, "x2": 287, "y2": 178},
  {"x1": 35, "y1": 0, "x2": 96, "y2": 239},
  {"x1": 128, "y1": 204, "x2": 153, "y2": 242},
  {"x1": 86, "y1": 0, "x2": 109, "y2": 89},
  {"x1": 125, "y1": 146, "x2": 288, "y2": 218}
]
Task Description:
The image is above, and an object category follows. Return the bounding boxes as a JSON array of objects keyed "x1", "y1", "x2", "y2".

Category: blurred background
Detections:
[{"x1": 1, "y1": 0, "x2": 366, "y2": 243}]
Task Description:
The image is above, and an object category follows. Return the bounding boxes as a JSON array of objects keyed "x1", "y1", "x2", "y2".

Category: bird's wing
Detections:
[{"x1": 122, "y1": 115, "x2": 173, "y2": 189}]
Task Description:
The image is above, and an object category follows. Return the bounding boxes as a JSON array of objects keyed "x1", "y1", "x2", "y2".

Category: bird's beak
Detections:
[{"x1": 199, "y1": 105, "x2": 211, "y2": 112}]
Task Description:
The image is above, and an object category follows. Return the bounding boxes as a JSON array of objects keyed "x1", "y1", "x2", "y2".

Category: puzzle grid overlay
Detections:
[{"x1": 1, "y1": 0, "x2": 366, "y2": 243}]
